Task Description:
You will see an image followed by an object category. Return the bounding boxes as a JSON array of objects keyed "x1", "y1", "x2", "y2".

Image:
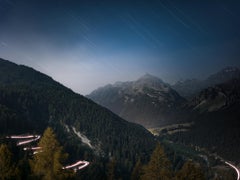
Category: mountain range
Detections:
[
  {"x1": 172, "y1": 66, "x2": 240, "y2": 98},
  {"x1": 88, "y1": 67, "x2": 240, "y2": 128},
  {"x1": 88, "y1": 68, "x2": 240, "y2": 163},
  {"x1": 1, "y1": 58, "x2": 239, "y2": 178},
  {"x1": 171, "y1": 77, "x2": 240, "y2": 162},
  {"x1": 87, "y1": 74, "x2": 186, "y2": 128}
]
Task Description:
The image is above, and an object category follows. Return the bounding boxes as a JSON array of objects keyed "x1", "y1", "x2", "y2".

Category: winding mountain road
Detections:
[
  {"x1": 63, "y1": 160, "x2": 90, "y2": 172},
  {"x1": 7, "y1": 135, "x2": 41, "y2": 146},
  {"x1": 225, "y1": 162, "x2": 240, "y2": 180},
  {"x1": 7, "y1": 134, "x2": 89, "y2": 171}
]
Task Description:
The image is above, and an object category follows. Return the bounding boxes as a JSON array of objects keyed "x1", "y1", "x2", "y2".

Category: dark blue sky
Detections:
[{"x1": 0, "y1": 0, "x2": 240, "y2": 94}]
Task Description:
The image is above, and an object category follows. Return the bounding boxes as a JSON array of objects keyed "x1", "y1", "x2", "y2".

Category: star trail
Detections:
[{"x1": 0, "y1": 0, "x2": 240, "y2": 94}]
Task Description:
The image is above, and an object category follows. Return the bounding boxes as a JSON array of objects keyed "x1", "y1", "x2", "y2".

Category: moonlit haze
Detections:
[{"x1": 0, "y1": 0, "x2": 240, "y2": 94}]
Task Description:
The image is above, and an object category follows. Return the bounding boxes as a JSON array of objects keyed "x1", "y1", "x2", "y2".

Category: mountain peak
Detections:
[
  {"x1": 135, "y1": 73, "x2": 168, "y2": 90},
  {"x1": 139, "y1": 73, "x2": 161, "y2": 81},
  {"x1": 210, "y1": 66, "x2": 240, "y2": 77},
  {"x1": 88, "y1": 73, "x2": 185, "y2": 128},
  {"x1": 221, "y1": 66, "x2": 239, "y2": 73},
  {"x1": 207, "y1": 66, "x2": 240, "y2": 84}
]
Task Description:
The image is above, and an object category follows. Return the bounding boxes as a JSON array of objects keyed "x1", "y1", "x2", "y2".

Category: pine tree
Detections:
[
  {"x1": 141, "y1": 143, "x2": 172, "y2": 180},
  {"x1": 107, "y1": 158, "x2": 116, "y2": 180},
  {"x1": 30, "y1": 127, "x2": 73, "y2": 180},
  {"x1": 175, "y1": 160, "x2": 205, "y2": 180},
  {"x1": 131, "y1": 158, "x2": 143, "y2": 180},
  {"x1": 0, "y1": 144, "x2": 17, "y2": 180}
]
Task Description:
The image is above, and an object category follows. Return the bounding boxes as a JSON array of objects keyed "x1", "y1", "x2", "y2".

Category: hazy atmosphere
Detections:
[
  {"x1": 1, "y1": 1, "x2": 240, "y2": 179},
  {"x1": 0, "y1": 0, "x2": 240, "y2": 94}
]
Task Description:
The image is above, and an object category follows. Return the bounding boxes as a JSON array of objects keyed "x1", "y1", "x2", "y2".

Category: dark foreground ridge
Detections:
[{"x1": 0, "y1": 58, "x2": 155, "y2": 179}]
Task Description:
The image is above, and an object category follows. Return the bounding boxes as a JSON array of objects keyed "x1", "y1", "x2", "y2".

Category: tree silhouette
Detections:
[
  {"x1": 131, "y1": 158, "x2": 143, "y2": 180},
  {"x1": 141, "y1": 143, "x2": 172, "y2": 180},
  {"x1": 107, "y1": 158, "x2": 116, "y2": 180},
  {"x1": 175, "y1": 160, "x2": 205, "y2": 180},
  {"x1": 30, "y1": 127, "x2": 73, "y2": 179},
  {"x1": 0, "y1": 144, "x2": 17, "y2": 180}
]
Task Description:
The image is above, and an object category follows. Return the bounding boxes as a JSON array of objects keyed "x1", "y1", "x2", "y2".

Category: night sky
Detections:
[{"x1": 0, "y1": 0, "x2": 240, "y2": 94}]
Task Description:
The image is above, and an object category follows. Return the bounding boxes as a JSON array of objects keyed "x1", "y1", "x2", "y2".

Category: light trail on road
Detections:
[
  {"x1": 7, "y1": 134, "x2": 90, "y2": 171},
  {"x1": 6, "y1": 135, "x2": 41, "y2": 146},
  {"x1": 63, "y1": 160, "x2": 90, "y2": 172},
  {"x1": 7, "y1": 135, "x2": 38, "y2": 139},
  {"x1": 33, "y1": 150, "x2": 43, "y2": 155},
  {"x1": 23, "y1": 147, "x2": 42, "y2": 151},
  {"x1": 225, "y1": 162, "x2": 240, "y2": 180},
  {"x1": 17, "y1": 135, "x2": 41, "y2": 146}
]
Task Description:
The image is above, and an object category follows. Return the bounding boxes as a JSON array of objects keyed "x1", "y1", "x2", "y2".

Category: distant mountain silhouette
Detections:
[
  {"x1": 88, "y1": 70, "x2": 240, "y2": 163},
  {"x1": 88, "y1": 74, "x2": 186, "y2": 128},
  {"x1": 172, "y1": 66, "x2": 240, "y2": 98}
]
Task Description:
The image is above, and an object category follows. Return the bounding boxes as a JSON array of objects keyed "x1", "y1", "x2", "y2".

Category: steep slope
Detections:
[
  {"x1": 171, "y1": 79, "x2": 204, "y2": 99},
  {"x1": 172, "y1": 67, "x2": 240, "y2": 98},
  {"x1": 187, "y1": 78, "x2": 240, "y2": 112},
  {"x1": 169, "y1": 78, "x2": 240, "y2": 163},
  {"x1": 0, "y1": 58, "x2": 156, "y2": 178},
  {"x1": 88, "y1": 74, "x2": 186, "y2": 128},
  {"x1": 206, "y1": 66, "x2": 240, "y2": 85}
]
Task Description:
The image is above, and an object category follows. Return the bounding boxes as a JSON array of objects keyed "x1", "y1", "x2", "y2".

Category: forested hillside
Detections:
[
  {"x1": 0, "y1": 58, "x2": 156, "y2": 179},
  {"x1": 169, "y1": 78, "x2": 240, "y2": 163},
  {"x1": 0, "y1": 58, "x2": 238, "y2": 179}
]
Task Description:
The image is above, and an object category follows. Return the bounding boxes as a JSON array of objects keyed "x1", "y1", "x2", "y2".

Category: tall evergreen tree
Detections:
[
  {"x1": 30, "y1": 127, "x2": 73, "y2": 180},
  {"x1": 107, "y1": 158, "x2": 116, "y2": 180},
  {"x1": 141, "y1": 143, "x2": 172, "y2": 180},
  {"x1": 131, "y1": 158, "x2": 143, "y2": 180},
  {"x1": 175, "y1": 160, "x2": 205, "y2": 180},
  {"x1": 0, "y1": 144, "x2": 17, "y2": 180}
]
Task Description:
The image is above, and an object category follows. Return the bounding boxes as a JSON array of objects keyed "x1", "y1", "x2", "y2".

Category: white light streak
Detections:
[
  {"x1": 33, "y1": 150, "x2": 43, "y2": 155},
  {"x1": 225, "y1": 161, "x2": 240, "y2": 180},
  {"x1": 23, "y1": 147, "x2": 42, "y2": 151},
  {"x1": 7, "y1": 134, "x2": 89, "y2": 172},
  {"x1": 63, "y1": 161, "x2": 89, "y2": 171},
  {"x1": 17, "y1": 135, "x2": 41, "y2": 146},
  {"x1": 7, "y1": 135, "x2": 39, "y2": 139}
]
